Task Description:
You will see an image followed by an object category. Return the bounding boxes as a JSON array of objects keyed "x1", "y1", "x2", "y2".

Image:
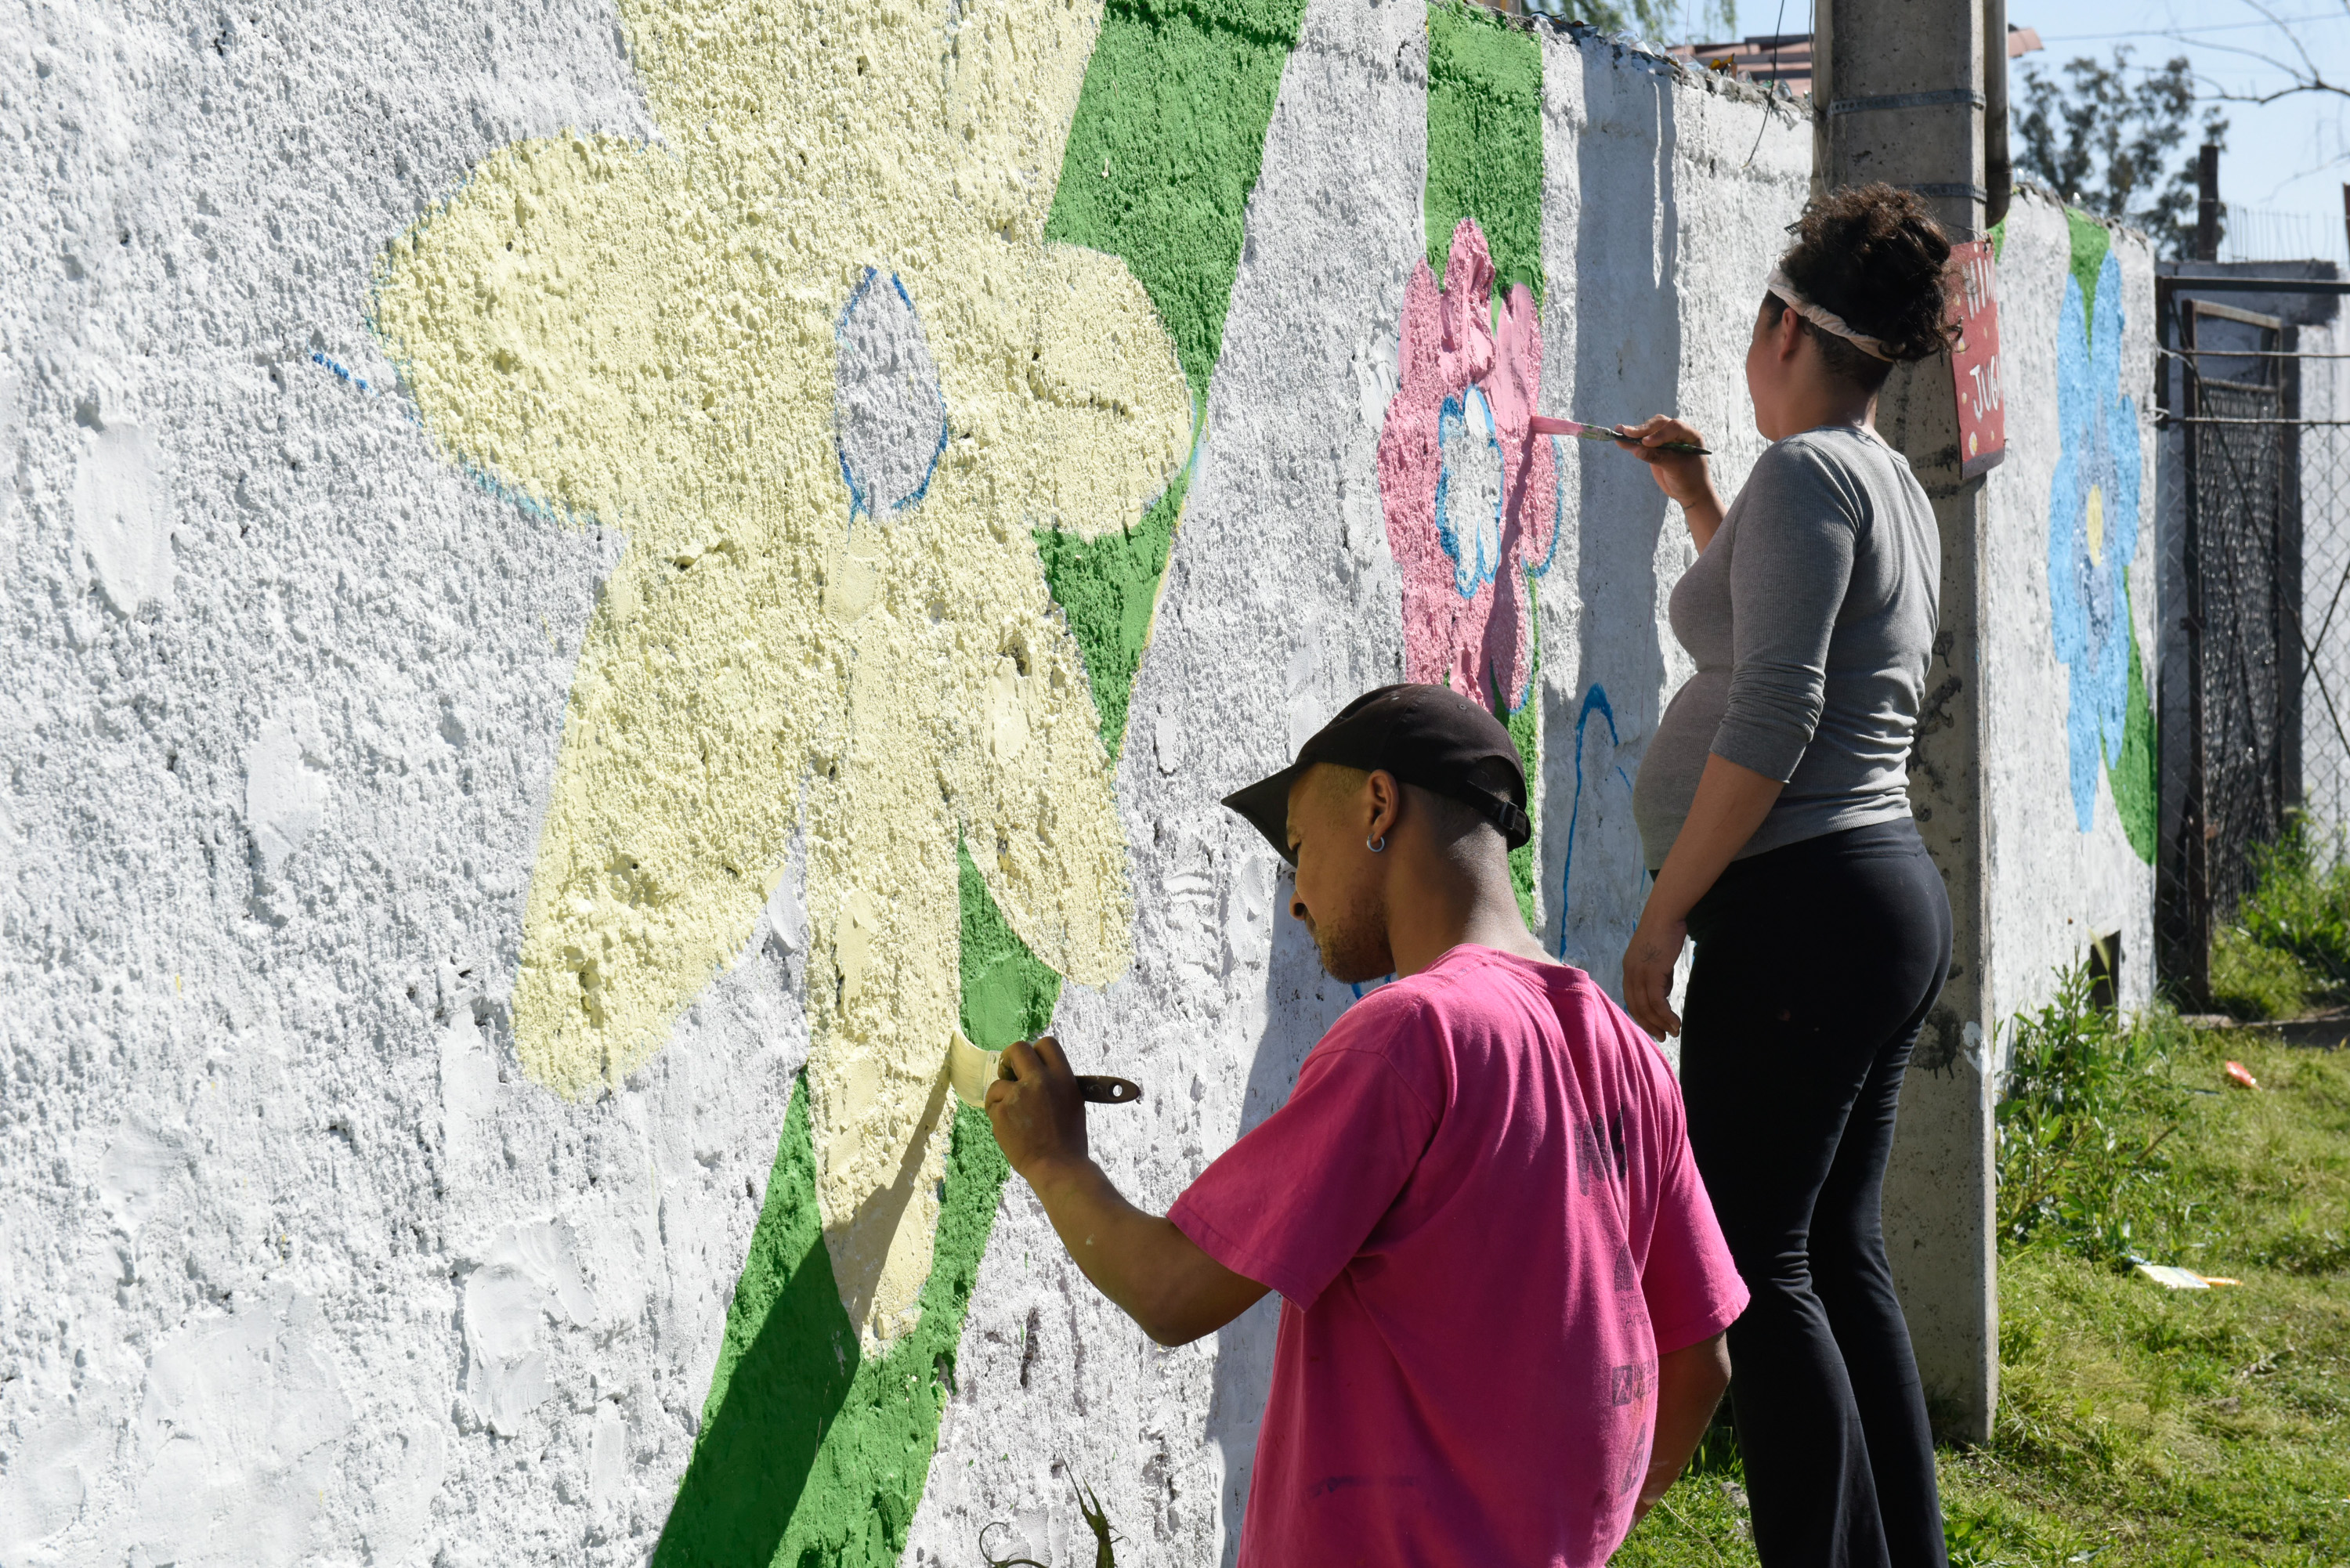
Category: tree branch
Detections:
[{"x1": 2163, "y1": 2, "x2": 2350, "y2": 107}]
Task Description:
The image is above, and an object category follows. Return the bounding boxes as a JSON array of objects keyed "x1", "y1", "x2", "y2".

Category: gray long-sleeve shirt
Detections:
[{"x1": 1632, "y1": 425, "x2": 1941, "y2": 873}]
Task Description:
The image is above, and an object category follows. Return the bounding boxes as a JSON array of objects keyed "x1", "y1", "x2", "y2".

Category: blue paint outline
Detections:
[
  {"x1": 833, "y1": 266, "x2": 951, "y2": 526},
  {"x1": 314, "y1": 346, "x2": 593, "y2": 531},
  {"x1": 310, "y1": 351, "x2": 376, "y2": 395},
  {"x1": 1434, "y1": 385, "x2": 1504, "y2": 598},
  {"x1": 1554, "y1": 683, "x2": 1632, "y2": 959},
  {"x1": 360, "y1": 132, "x2": 680, "y2": 534},
  {"x1": 888, "y1": 273, "x2": 952, "y2": 515}
]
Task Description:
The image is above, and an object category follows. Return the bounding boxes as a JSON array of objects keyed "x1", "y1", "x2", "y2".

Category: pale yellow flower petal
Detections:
[
  {"x1": 923, "y1": 243, "x2": 1193, "y2": 537},
  {"x1": 371, "y1": 0, "x2": 1190, "y2": 1342}
]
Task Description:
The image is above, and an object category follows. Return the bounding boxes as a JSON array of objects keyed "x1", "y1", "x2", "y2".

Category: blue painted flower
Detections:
[{"x1": 2047, "y1": 247, "x2": 2142, "y2": 833}]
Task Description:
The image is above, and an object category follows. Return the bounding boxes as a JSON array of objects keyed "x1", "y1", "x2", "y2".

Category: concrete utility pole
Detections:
[{"x1": 1813, "y1": 0, "x2": 1998, "y2": 1444}]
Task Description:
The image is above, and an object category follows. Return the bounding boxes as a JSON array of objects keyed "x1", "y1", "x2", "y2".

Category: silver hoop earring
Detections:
[{"x1": 1366, "y1": 835, "x2": 1386, "y2": 854}]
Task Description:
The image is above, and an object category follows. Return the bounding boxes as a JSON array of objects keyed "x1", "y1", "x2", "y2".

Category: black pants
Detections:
[{"x1": 1679, "y1": 818, "x2": 1952, "y2": 1568}]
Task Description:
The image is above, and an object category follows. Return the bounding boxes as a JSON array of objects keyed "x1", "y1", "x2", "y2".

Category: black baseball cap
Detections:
[{"x1": 1221, "y1": 683, "x2": 1531, "y2": 865}]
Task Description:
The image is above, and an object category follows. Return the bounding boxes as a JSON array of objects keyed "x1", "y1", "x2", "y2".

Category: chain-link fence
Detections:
[{"x1": 2155, "y1": 273, "x2": 2350, "y2": 1006}]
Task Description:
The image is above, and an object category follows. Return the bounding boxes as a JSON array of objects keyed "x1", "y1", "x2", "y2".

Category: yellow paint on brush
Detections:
[{"x1": 372, "y1": 0, "x2": 1191, "y2": 1346}]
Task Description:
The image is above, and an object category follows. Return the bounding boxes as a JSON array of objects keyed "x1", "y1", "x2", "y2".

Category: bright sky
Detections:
[{"x1": 1669, "y1": 0, "x2": 2350, "y2": 264}]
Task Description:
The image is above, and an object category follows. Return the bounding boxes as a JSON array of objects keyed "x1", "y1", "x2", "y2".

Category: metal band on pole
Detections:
[{"x1": 1828, "y1": 87, "x2": 1987, "y2": 114}]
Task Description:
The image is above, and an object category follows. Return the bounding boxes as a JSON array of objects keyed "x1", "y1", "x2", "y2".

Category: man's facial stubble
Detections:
[
  {"x1": 1287, "y1": 768, "x2": 1396, "y2": 985},
  {"x1": 1305, "y1": 885, "x2": 1394, "y2": 984}
]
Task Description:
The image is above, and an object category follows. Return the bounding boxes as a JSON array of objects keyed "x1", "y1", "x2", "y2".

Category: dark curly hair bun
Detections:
[{"x1": 1774, "y1": 183, "x2": 1956, "y2": 388}]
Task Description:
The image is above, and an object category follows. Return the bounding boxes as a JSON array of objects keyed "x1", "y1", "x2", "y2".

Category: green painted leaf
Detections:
[{"x1": 2107, "y1": 584, "x2": 2157, "y2": 865}]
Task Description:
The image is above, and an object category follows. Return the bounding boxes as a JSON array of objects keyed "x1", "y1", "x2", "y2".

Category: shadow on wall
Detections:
[
  {"x1": 649, "y1": 1084, "x2": 855, "y2": 1568},
  {"x1": 649, "y1": 847, "x2": 1053, "y2": 1567},
  {"x1": 1206, "y1": 865, "x2": 1353, "y2": 1567},
  {"x1": 649, "y1": 1089, "x2": 1013, "y2": 1568},
  {"x1": 1555, "y1": 682, "x2": 1643, "y2": 974},
  {"x1": 1542, "y1": 47, "x2": 1681, "y2": 985}
]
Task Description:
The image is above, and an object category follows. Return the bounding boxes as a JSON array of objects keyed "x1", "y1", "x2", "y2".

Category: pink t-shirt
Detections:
[{"x1": 1170, "y1": 945, "x2": 1747, "y2": 1568}]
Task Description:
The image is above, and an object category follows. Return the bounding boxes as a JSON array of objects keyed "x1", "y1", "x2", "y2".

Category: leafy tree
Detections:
[{"x1": 2015, "y1": 48, "x2": 2229, "y2": 258}]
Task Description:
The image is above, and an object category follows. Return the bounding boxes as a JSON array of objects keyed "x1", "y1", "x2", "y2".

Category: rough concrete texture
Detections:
[
  {"x1": 1982, "y1": 190, "x2": 2158, "y2": 1024},
  {"x1": 2, "y1": 0, "x2": 2117, "y2": 1561},
  {"x1": 908, "y1": 17, "x2": 1819, "y2": 1566}
]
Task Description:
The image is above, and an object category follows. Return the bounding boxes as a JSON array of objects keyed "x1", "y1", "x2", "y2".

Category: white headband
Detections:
[{"x1": 1766, "y1": 267, "x2": 1895, "y2": 362}]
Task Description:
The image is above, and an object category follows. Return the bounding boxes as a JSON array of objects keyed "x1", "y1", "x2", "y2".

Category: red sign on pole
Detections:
[{"x1": 1949, "y1": 239, "x2": 2004, "y2": 479}]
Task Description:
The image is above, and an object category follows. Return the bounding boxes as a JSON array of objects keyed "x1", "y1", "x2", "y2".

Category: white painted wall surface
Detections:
[{"x1": 908, "y1": 17, "x2": 1812, "y2": 1566}]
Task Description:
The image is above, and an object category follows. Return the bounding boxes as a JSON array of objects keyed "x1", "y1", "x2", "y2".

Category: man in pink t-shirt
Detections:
[{"x1": 986, "y1": 685, "x2": 1748, "y2": 1566}]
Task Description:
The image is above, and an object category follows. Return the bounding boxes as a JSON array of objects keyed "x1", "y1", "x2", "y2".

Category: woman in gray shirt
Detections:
[{"x1": 1615, "y1": 186, "x2": 1957, "y2": 1568}]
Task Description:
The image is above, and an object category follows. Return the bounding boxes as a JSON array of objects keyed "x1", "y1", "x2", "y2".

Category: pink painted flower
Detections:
[{"x1": 1377, "y1": 219, "x2": 1558, "y2": 710}]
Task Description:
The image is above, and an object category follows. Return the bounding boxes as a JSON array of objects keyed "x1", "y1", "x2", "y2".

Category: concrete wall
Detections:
[
  {"x1": 0, "y1": 3, "x2": 1815, "y2": 1560},
  {"x1": 2, "y1": 1, "x2": 2128, "y2": 1561},
  {"x1": 1979, "y1": 189, "x2": 2158, "y2": 1025}
]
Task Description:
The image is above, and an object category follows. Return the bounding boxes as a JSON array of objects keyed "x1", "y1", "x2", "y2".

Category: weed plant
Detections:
[
  {"x1": 2208, "y1": 815, "x2": 2350, "y2": 1019},
  {"x1": 1994, "y1": 964, "x2": 2192, "y2": 1262}
]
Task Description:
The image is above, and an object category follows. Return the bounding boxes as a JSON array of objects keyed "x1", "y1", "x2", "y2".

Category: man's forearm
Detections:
[
  {"x1": 1025, "y1": 1157, "x2": 1267, "y2": 1347},
  {"x1": 1633, "y1": 1333, "x2": 1733, "y2": 1524},
  {"x1": 988, "y1": 1036, "x2": 1271, "y2": 1347}
]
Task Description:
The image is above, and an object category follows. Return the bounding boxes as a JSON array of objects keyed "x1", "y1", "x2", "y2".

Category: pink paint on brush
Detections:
[
  {"x1": 1376, "y1": 219, "x2": 1557, "y2": 712},
  {"x1": 1531, "y1": 414, "x2": 1711, "y2": 454}
]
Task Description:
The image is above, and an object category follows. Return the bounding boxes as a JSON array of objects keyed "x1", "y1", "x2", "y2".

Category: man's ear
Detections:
[{"x1": 1365, "y1": 769, "x2": 1403, "y2": 845}]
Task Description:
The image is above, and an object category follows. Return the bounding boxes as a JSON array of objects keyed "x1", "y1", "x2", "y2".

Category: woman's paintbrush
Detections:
[{"x1": 1528, "y1": 414, "x2": 1711, "y2": 456}]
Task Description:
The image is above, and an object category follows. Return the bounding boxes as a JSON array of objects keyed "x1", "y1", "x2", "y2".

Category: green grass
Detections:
[{"x1": 1617, "y1": 1008, "x2": 2350, "y2": 1566}]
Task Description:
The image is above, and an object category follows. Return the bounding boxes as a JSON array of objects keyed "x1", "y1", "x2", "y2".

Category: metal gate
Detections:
[{"x1": 2156, "y1": 275, "x2": 2350, "y2": 1004}]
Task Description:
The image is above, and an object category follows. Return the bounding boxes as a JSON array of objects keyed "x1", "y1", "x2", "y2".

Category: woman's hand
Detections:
[
  {"x1": 1625, "y1": 758, "x2": 1783, "y2": 1042},
  {"x1": 1616, "y1": 414, "x2": 1726, "y2": 550},
  {"x1": 1622, "y1": 909, "x2": 1688, "y2": 1040}
]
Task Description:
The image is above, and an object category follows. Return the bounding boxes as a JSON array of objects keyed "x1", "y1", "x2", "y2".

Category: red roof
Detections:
[{"x1": 1666, "y1": 34, "x2": 1813, "y2": 96}]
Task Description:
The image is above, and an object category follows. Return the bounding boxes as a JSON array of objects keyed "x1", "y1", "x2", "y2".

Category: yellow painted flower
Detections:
[{"x1": 373, "y1": 0, "x2": 1191, "y2": 1345}]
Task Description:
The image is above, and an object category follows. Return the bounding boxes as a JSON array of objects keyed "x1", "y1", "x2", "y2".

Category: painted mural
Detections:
[
  {"x1": 1556, "y1": 683, "x2": 1643, "y2": 970},
  {"x1": 2, "y1": 1, "x2": 1911, "y2": 1559},
  {"x1": 1379, "y1": 218, "x2": 1560, "y2": 713},
  {"x1": 371, "y1": 0, "x2": 1301, "y2": 1560},
  {"x1": 2046, "y1": 212, "x2": 2157, "y2": 861},
  {"x1": 1383, "y1": 2, "x2": 1560, "y2": 925}
]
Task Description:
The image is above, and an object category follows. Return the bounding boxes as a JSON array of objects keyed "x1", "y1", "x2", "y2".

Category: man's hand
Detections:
[
  {"x1": 985, "y1": 1035, "x2": 1089, "y2": 1182},
  {"x1": 984, "y1": 1035, "x2": 1270, "y2": 1346}
]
